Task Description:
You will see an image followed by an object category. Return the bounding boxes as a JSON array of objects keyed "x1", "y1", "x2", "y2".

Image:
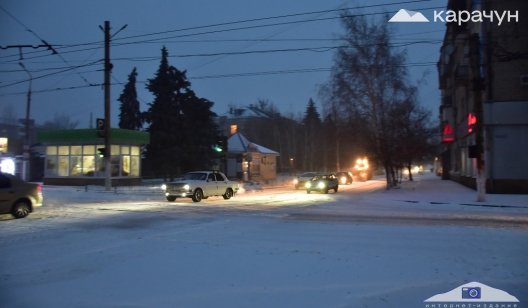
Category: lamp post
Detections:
[{"x1": 19, "y1": 62, "x2": 32, "y2": 181}]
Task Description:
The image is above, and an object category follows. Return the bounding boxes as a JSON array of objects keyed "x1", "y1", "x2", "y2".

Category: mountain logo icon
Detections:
[{"x1": 388, "y1": 9, "x2": 429, "y2": 22}]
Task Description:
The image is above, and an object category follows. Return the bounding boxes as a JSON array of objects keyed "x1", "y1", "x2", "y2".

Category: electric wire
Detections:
[{"x1": 0, "y1": 0, "x2": 446, "y2": 98}]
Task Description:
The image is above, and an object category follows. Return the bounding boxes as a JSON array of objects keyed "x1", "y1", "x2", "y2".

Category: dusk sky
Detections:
[{"x1": 0, "y1": 0, "x2": 445, "y2": 128}]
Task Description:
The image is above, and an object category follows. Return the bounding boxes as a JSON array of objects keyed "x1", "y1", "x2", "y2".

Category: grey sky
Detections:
[{"x1": 0, "y1": 0, "x2": 445, "y2": 128}]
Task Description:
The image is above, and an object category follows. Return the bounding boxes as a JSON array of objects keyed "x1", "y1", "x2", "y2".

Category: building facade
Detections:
[
  {"x1": 38, "y1": 129, "x2": 149, "y2": 186},
  {"x1": 226, "y1": 132, "x2": 279, "y2": 183},
  {"x1": 438, "y1": 0, "x2": 528, "y2": 193}
]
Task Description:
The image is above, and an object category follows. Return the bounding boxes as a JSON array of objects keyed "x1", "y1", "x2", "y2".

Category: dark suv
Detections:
[{"x1": 0, "y1": 172, "x2": 43, "y2": 218}]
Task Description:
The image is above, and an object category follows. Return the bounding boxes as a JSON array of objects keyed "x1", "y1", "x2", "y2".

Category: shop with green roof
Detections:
[{"x1": 38, "y1": 129, "x2": 149, "y2": 186}]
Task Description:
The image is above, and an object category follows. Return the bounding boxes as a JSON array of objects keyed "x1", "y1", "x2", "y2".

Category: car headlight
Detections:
[
  {"x1": 317, "y1": 181, "x2": 326, "y2": 189},
  {"x1": 161, "y1": 184, "x2": 167, "y2": 190},
  {"x1": 183, "y1": 184, "x2": 190, "y2": 190},
  {"x1": 340, "y1": 176, "x2": 347, "y2": 184},
  {"x1": 293, "y1": 179, "x2": 299, "y2": 185},
  {"x1": 305, "y1": 182, "x2": 312, "y2": 189}
]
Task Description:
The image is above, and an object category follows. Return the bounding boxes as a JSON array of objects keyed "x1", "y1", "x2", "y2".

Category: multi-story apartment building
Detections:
[{"x1": 438, "y1": 0, "x2": 528, "y2": 193}]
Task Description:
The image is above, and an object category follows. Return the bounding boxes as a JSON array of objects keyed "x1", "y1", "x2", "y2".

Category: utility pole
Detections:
[
  {"x1": 470, "y1": 33, "x2": 486, "y2": 202},
  {"x1": 100, "y1": 21, "x2": 127, "y2": 191},
  {"x1": 18, "y1": 62, "x2": 32, "y2": 181},
  {"x1": 103, "y1": 21, "x2": 112, "y2": 191}
]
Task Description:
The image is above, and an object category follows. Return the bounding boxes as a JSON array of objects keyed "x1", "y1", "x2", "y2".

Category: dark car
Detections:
[
  {"x1": 336, "y1": 171, "x2": 353, "y2": 185},
  {"x1": 0, "y1": 172, "x2": 43, "y2": 218},
  {"x1": 293, "y1": 172, "x2": 318, "y2": 189},
  {"x1": 305, "y1": 173, "x2": 339, "y2": 194}
]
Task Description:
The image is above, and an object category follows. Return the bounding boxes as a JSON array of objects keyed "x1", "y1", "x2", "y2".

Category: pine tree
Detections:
[
  {"x1": 302, "y1": 99, "x2": 322, "y2": 171},
  {"x1": 118, "y1": 67, "x2": 142, "y2": 130},
  {"x1": 144, "y1": 47, "x2": 218, "y2": 179}
]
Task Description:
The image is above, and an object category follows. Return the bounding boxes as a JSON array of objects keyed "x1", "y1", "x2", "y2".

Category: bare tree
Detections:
[
  {"x1": 0, "y1": 104, "x2": 18, "y2": 125},
  {"x1": 40, "y1": 113, "x2": 79, "y2": 130},
  {"x1": 323, "y1": 12, "x2": 416, "y2": 188}
]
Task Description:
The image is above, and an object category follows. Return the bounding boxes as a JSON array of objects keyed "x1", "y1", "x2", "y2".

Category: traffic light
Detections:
[
  {"x1": 212, "y1": 136, "x2": 228, "y2": 153},
  {"x1": 97, "y1": 148, "x2": 107, "y2": 158},
  {"x1": 467, "y1": 113, "x2": 477, "y2": 134},
  {"x1": 220, "y1": 136, "x2": 228, "y2": 153},
  {"x1": 96, "y1": 118, "x2": 105, "y2": 138},
  {"x1": 212, "y1": 144, "x2": 222, "y2": 153}
]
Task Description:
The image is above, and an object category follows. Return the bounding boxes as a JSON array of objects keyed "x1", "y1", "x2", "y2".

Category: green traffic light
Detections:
[{"x1": 97, "y1": 148, "x2": 107, "y2": 158}]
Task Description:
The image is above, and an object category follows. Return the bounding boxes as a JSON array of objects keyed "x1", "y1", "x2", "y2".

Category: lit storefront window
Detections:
[
  {"x1": 131, "y1": 156, "x2": 140, "y2": 176},
  {"x1": 131, "y1": 146, "x2": 140, "y2": 156},
  {"x1": 58, "y1": 156, "x2": 69, "y2": 176},
  {"x1": 70, "y1": 146, "x2": 82, "y2": 176},
  {"x1": 46, "y1": 146, "x2": 58, "y2": 176},
  {"x1": 46, "y1": 146, "x2": 57, "y2": 155},
  {"x1": 45, "y1": 144, "x2": 142, "y2": 178}
]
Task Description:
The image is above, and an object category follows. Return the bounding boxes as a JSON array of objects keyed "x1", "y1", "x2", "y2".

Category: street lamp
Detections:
[{"x1": 19, "y1": 62, "x2": 32, "y2": 181}]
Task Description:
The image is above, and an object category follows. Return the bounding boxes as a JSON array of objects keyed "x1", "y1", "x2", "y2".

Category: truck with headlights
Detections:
[
  {"x1": 352, "y1": 157, "x2": 373, "y2": 181},
  {"x1": 161, "y1": 171, "x2": 239, "y2": 202}
]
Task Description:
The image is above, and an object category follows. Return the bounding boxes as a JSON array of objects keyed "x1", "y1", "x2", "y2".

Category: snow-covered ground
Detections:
[{"x1": 1, "y1": 173, "x2": 527, "y2": 307}]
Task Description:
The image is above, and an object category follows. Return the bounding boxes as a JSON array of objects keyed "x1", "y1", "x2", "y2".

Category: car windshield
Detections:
[
  {"x1": 183, "y1": 172, "x2": 207, "y2": 181},
  {"x1": 313, "y1": 174, "x2": 332, "y2": 180},
  {"x1": 299, "y1": 172, "x2": 317, "y2": 178}
]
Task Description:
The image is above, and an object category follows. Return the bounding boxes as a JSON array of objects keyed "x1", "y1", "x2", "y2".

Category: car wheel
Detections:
[
  {"x1": 12, "y1": 201, "x2": 31, "y2": 219},
  {"x1": 166, "y1": 196, "x2": 177, "y2": 202},
  {"x1": 324, "y1": 188, "x2": 329, "y2": 194},
  {"x1": 334, "y1": 186, "x2": 339, "y2": 193},
  {"x1": 192, "y1": 189, "x2": 203, "y2": 202},
  {"x1": 223, "y1": 188, "x2": 233, "y2": 200}
]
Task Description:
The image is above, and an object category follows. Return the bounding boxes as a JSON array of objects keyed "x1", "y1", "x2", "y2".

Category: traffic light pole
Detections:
[
  {"x1": 470, "y1": 33, "x2": 486, "y2": 202},
  {"x1": 19, "y1": 62, "x2": 32, "y2": 181},
  {"x1": 103, "y1": 21, "x2": 112, "y2": 191}
]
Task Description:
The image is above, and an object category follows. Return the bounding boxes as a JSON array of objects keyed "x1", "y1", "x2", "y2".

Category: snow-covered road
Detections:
[{"x1": 1, "y1": 174, "x2": 527, "y2": 307}]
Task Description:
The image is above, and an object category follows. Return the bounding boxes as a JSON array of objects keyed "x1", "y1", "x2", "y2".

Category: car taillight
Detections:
[{"x1": 37, "y1": 183, "x2": 42, "y2": 193}]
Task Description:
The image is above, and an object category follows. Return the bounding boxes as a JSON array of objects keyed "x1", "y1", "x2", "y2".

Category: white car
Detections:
[{"x1": 162, "y1": 171, "x2": 239, "y2": 202}]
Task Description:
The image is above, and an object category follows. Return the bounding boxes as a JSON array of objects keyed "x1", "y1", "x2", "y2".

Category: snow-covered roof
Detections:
[
  {"x1": 227, "y1": 132, "x2": 279, "y2": 155},
  {"x1": 225, "y1": 105, "x2": 273, "y2": 119}
]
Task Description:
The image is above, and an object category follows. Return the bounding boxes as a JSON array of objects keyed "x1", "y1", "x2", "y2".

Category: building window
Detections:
[
  {"x1": 110, "y1": 156, "x2": 119, "y2": 177},
  {"x1": 230, "y1": 124, "x2": 238, "y2": 135},
  {"x1": 122, "y1": 155, "x2": 130, "y2": 176},
  {"x1": 58, "y1": 156, "x2": 69, "y2": 176},
  {"x1": 83, "y1": 145, "x2": 95, "y2": 155},
  {"x1": 46, "y1": 146, "x2": 57, "y2": 155},
  {"x1": 83, "y1": 156, "x2": 95, "y2": 176},
  {"x1": 46, "y1": 156, "x2": 58, "y2": 177},
  {"x1": 45, "y1": 144, "x2": 141, "y2": 178},
  {"x1": 130, "y1": 156, "x2": 140, "y2": 176},
  {"x1": 131, "y1": 146, "x2": 140, "y2": 156},
  {"x1": 70, "y1": 155, "x2": 82, "y2": 176},
  {"x1": 111, "y1": 145, "x2": 120, "y2": 156},
  {"x1": 58, "y1": 146, "x2": 69, "y2": 156}
]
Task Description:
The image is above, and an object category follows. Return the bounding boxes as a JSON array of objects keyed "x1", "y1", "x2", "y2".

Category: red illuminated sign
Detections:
[
  {"x1": 442, "y1": 123, "x2": 455, "y2": 143},
  {"x1": 468, "y1": 113, "x2": 477, "y2": 134}
]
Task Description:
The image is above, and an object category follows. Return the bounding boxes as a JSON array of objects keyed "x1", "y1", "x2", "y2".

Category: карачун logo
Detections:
[
  {"x1": 424, "y1": 281, "x2": 520, "y2": 307},
  {"x1": 388, "y1": 8, "x2": 519, "y2": 26}
]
